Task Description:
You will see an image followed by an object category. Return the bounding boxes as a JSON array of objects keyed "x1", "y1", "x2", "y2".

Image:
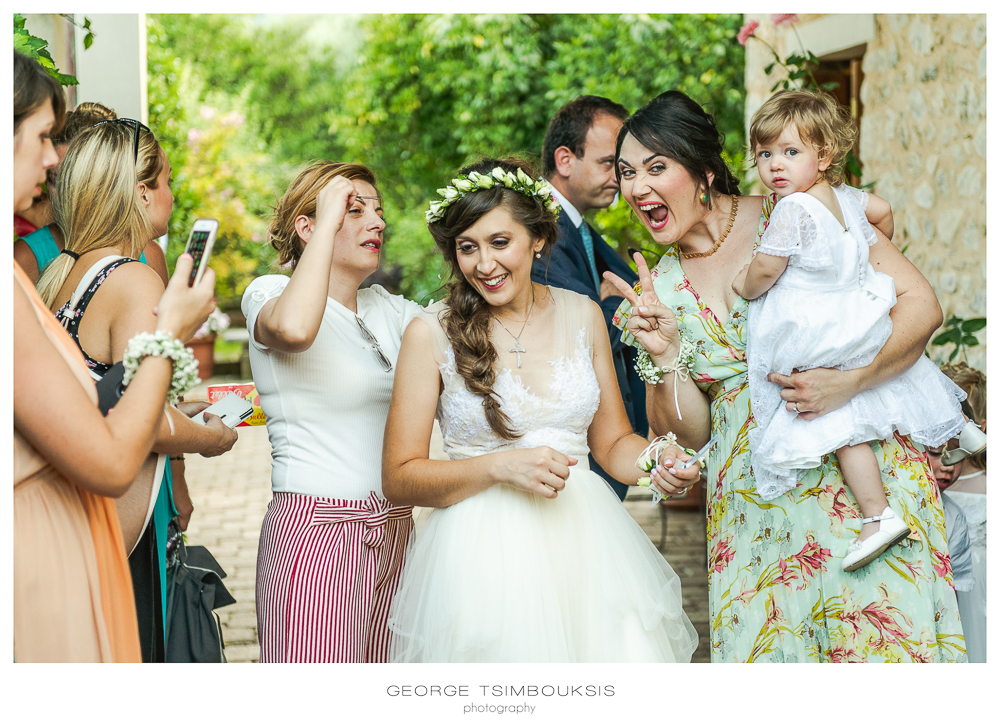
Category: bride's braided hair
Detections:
[{"x1": 427, "y1": 157, "x2": 558, "y2": 440}]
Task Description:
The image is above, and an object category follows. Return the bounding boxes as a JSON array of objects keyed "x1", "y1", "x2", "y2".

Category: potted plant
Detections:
[{"x1": 187, "y1": 309, "x2": 230, "y2": 381}]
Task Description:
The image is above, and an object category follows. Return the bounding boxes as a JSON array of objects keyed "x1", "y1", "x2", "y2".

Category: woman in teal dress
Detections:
[{"x1": 605, "y1": 91, "x2": 965, "y2": 662}]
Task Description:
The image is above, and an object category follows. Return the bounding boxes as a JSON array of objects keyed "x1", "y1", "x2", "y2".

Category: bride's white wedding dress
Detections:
[{"x1": 387, "y1": 286, "x2": 698, "y2": 663}]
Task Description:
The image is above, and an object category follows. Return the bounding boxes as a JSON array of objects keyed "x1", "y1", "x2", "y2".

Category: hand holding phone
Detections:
[{"x1": 183, "y1": 218, "x2": 219, "y2": 287}]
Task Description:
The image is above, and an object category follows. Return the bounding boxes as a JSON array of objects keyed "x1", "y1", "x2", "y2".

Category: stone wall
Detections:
[{"x1": 743, "y1": 14, "x2": 987, "y2": 369}]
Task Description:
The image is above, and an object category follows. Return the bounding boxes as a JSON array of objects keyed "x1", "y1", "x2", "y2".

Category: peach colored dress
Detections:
[{"x1": 13, "y1": 262, "x2": 141, "y2": 662}]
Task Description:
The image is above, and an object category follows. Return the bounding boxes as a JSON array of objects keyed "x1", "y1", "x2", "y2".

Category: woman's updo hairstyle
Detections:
[
  {"x1": 38, "y1": 121, "x2": 161, "y2": 308},
  {"x1": 267, "y1": 161, "x2": 379, "y2": 268},
  {"x1": 616, "y1": 90, "x2": 740, "y2": 209},
  {"x1": 428, "y1": 156, "x2": 558, "y2": 440}
]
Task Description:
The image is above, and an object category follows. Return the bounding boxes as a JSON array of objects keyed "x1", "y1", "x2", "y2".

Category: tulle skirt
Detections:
[{"x1": 387, "y1": 463, "x2": 698, "y2": 663}]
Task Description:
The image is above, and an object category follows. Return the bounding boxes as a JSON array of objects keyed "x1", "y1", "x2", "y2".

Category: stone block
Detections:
[
  {"x1": 956, "y1": 167, "x2": 982, "y2": 197},
  {"x1": 907, "y1": 88, "x2": 927, "y2": 119},
  {"x1": 973, "y1": 121, "x2": 987, "y2": 158},
  {"x1": 951, "y1": 23, "x2": 970, "y2": 45},
  {"x1": 221, "y1": 627, "x2": 256, "y2": 645},
  {"x1": 971, "y1": 16, "x2": 987, "y2": 48},
  {"x1": 888, "y1": 14, "x2": 909, "y2": 34},
  {"x1": 936, "y1": 170, "x2": 949, "y2": 196},
  {"x1": 961, "y1": 221, "x2": 981, "y2": 251},
  {"x1": 978, "y1": 46, "x2": 986, "y2": 79},
  {"x1": 937, "y1": 208, "x2": 963, "y2": 245},
  {"x1": 221, "y1": 643, "x2": 259, "y2": 663},
  {"x1": 914, "y1": 182, "x2": 935, "y2": 209},
  {"x1": 909, "y1": 19, "x2": 934, "y2": 55}
]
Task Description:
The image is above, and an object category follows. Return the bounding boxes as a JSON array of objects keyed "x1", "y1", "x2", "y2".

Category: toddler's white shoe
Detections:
[
  {"x1": 941, "y1": 421, "x2": 987, "y2": 466},
  {"x1": 842, "y1": 506, "x2": 911, "y2": 573}
]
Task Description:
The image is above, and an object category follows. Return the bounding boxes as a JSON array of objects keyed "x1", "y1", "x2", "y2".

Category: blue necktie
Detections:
[{"x1": 578, "y1": 222, "x2": 601, "y2": 292}]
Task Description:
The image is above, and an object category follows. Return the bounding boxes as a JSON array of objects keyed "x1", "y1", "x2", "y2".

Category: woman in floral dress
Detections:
[{"x1": 605, "y1": 91, "x2": 965, "y2": 662}]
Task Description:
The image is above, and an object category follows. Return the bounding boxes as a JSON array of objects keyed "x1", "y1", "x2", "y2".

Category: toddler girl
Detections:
[{"x1": 733, "y1": 89, "x2": 982, "y2": 572}]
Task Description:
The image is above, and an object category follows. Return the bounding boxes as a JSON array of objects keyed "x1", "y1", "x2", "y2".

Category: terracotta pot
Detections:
[{"x1": 187, "y1": 334, "x2": 216, "y2": 381}]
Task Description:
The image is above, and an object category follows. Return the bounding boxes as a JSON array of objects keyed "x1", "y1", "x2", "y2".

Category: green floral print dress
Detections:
[{"x1": 613, "y1": 195, "x2": 965, "y2": 662}]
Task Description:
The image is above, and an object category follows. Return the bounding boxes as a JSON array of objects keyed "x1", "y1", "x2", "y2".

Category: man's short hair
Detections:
[{"x1": 542, "y1": 95, "x2": 628, "y2": 178}]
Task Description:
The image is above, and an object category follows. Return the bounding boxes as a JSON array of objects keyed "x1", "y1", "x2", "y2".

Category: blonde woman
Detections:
[
  {"x1": 244, "y1": 162, "x2": 420, "y2": 662},
  {"x1": 38, "y1": 120, "x2": 238, "y2": 662},
  {"x1": 15, "y1": 101, "x2": 169, "y2": 285},
  {"x1": 14, "y1": 51, "x2": 215, "y2": 662}
]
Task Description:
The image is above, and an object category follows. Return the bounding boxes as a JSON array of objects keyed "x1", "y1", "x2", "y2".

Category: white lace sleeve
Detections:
[
  {"x1": 842, "y1": 184, "x2": 869, "y2": 211},
  {"x1": 759, "y1": 196, "x2": 835, "y2": 270},
  {"x1": 241, "y1": 274, "x2": 291, "y2": 351},
  {"x1": 757, "y1": 197, "x2": 810, "y2": 257}
]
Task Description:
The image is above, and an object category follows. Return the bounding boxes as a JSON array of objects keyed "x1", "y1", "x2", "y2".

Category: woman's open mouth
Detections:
[
  {"x1": 480, "y1": 273, "x2": 508, "y2": 290},
  {"x1": 639, "y1": 202, "x2": 670, "y2": 230},
  {"x1": 361, "y1": 239, "x2": 382, "y2": 252}
]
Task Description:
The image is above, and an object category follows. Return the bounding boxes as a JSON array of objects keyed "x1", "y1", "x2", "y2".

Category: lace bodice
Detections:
[{"x1": 417, "y1": 287, "x2": 601, "y2": 461}]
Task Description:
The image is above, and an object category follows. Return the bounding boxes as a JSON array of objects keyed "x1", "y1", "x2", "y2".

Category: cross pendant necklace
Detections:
[{"x1": 491, "y1": 287, "x2": 535, "y2": 369}]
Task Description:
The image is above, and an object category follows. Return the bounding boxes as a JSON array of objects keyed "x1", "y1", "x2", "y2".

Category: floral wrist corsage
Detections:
[
  {"x1": 634, "y1": 433, "x2": 700, "y2": 487},
  {"x1": 122, "y1": 331, "x2": 200, "y2": 405},
  {"x1": 634, "y1": 333, "x2": 696, "y2": 419}
]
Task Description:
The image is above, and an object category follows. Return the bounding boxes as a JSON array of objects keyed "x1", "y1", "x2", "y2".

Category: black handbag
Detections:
[
  {"x1": 164, "y1": 522, "x2": 237, "y2": 663},
  {"x1": 95, "y1": 361, "x2": 126, "y2": 415}
]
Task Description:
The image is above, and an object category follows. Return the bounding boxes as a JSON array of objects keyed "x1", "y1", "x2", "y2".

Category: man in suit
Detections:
[{"x1": 532, "y1": 95, "x2": 646, "y2": 502}]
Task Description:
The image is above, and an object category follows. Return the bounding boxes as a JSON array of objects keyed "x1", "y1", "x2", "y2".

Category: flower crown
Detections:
[{"x1": 426, "y1": 166, "x2": 561, "y2": 223}]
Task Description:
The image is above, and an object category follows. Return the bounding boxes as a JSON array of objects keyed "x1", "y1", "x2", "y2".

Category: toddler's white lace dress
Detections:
[
  {"x1": 387, "y1": 287, "x2": 698, "y2": 662},
  {"x1": 747, "y1": 185, "x2": 966, "y2": 500}
]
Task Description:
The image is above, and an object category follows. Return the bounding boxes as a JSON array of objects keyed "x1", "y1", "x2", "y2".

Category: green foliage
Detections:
[
  {"x1": 150, "y1": 14, "x2": 346, "y2": 164},
  {"x1": 147, "y1": 17, "x2": 279, "y2": 309},
  {"x1": 932, "y1": 316, "x2": 987, "y2": 363},
  {"x1": 147, "y1": 14, "x2": 746, "y2": 304},
  {"x1": 13, "y1": 13, "x2": 78, "y2": 86},
  {"x1": 335, "y1": 13, "x2": 745, "y2": 298}
]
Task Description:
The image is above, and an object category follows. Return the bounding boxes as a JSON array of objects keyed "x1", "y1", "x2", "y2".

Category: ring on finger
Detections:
[{"x1": 793, "y1": 402, "x2": 800, "y2": 413}]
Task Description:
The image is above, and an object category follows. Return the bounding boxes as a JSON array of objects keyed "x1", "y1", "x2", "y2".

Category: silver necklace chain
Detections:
[{"x1": 491, "y1": 287, "x2": 535, "y2": 368}]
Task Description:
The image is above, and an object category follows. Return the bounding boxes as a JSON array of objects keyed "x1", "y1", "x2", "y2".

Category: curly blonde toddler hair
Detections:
[{"x1": 749, "y1": 89, "x2": 858, "y2": 186}]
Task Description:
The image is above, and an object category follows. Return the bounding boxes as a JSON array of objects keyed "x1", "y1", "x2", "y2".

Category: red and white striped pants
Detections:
[{"x1": 255, "y1": 491, "x2": 413, "y2": 662}]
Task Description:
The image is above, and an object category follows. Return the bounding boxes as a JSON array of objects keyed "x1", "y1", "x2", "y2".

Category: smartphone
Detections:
[
  {"x1": 183, "y1": 218, "x2": 219, "y2": 287},
  {"x1": 193, "y1": 393, "x2": 254, "y2": 428}
]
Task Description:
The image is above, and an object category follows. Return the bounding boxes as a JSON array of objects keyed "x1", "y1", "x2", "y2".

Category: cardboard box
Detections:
[{"x1": 206, "y1": 383, "x2": 265, "y2": 427}]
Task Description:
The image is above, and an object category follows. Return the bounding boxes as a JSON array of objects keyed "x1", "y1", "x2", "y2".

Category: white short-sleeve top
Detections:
[{"x1": 241, "y1": 275, "x2": 422, "y2": 499}]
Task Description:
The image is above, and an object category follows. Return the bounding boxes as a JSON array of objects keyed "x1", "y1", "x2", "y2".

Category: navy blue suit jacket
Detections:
[{"x1": 531, "y1": 210, "x2": 647, "y2": 501}]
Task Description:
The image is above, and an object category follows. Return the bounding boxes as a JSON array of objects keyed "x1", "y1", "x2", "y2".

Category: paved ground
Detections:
[{"x1": 183, "y1": 378, "x2": 711, "y2": 663}]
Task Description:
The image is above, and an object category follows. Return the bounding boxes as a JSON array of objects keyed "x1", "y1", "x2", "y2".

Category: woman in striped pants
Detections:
[{"x1": 243, "y1": 162, "x2": 421, "y2": 662}]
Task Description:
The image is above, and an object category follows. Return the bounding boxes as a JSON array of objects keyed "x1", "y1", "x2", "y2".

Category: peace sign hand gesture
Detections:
[{"x1": 603, "y1": 252, "x2": 679, "y2": 361}]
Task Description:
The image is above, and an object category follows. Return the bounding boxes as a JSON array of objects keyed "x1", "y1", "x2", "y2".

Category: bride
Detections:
[{"x1": 382, "y1": 157, "x2": 699, "y2": 662}]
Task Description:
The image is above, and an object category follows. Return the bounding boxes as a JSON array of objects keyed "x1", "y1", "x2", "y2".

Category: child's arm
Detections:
[
  {"x1": 864, "y1": 192, "x2": 893, "y2": 241},
  {"x1": 733, "y1": 252, "x2": 789, "y2": 300}
]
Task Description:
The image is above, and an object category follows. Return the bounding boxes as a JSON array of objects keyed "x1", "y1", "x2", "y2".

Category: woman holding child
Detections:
[{"x1": 605, "y1": 90, "x2": 966, "y2": 662}]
